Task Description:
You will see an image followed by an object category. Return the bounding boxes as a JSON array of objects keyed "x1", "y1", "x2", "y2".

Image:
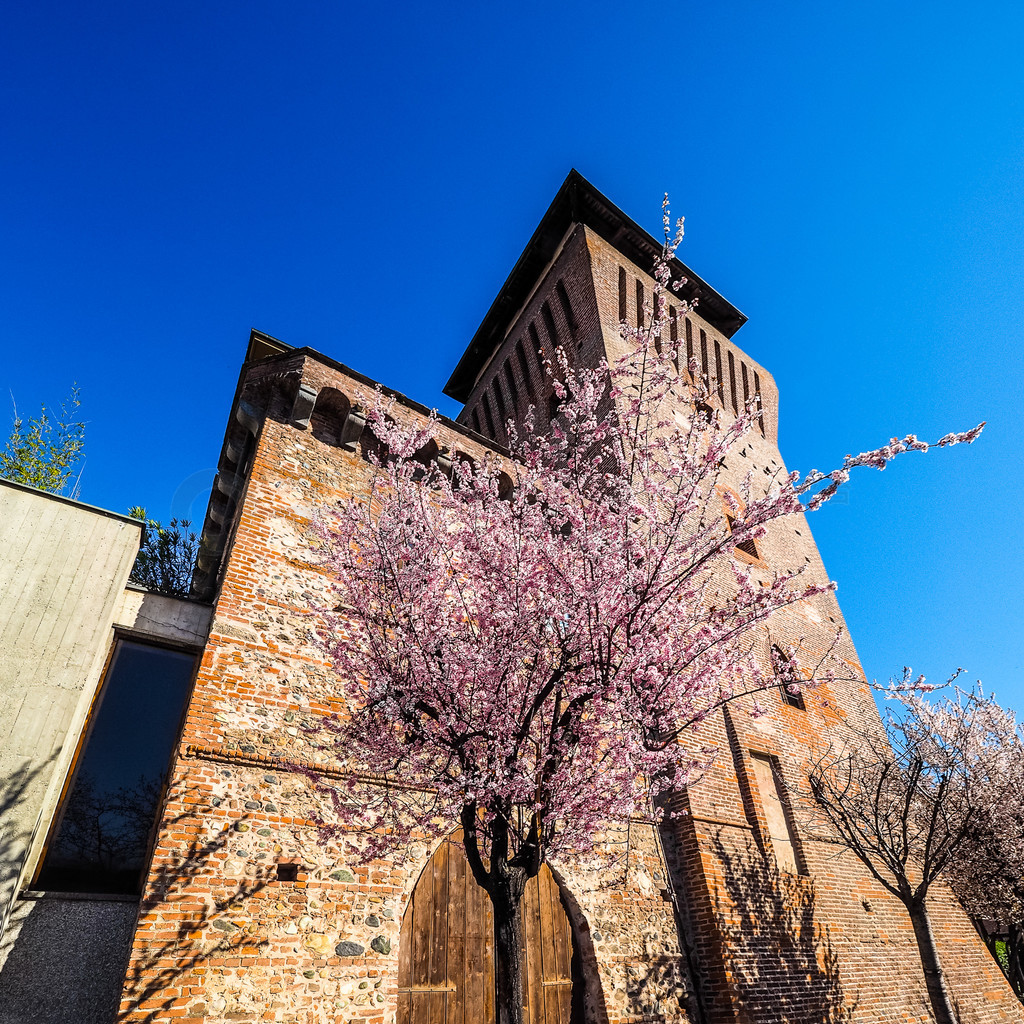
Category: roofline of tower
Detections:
[
  {"x1": 242, "y1": 329, "x2": 506, "y2": 453},
  {"x1": 442, "y1": 169, "x2": 748, "y2": 404}
]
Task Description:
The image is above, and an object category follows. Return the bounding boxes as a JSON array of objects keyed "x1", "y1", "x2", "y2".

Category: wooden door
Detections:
[{"x1": 397, "y1": 835, "x2": 575, "y2": 1024}]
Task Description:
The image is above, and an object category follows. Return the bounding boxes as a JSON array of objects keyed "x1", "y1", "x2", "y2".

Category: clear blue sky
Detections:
[{"x1": 2, "y1": 1, "x2": 1022, "y2": 711}]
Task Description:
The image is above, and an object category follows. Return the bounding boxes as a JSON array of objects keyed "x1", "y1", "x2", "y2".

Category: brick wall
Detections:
[
  {"x1": 120, "y1": 356, "x2": 695, "y2": 1024},
  {"x1": 119, "y1": 216, "x2": 1023, "y2": 1024}
]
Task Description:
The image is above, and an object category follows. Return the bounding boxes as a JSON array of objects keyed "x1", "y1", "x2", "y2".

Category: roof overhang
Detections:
[{"x1": 443, "y1": 169, "x2": 747, "y2": 403}]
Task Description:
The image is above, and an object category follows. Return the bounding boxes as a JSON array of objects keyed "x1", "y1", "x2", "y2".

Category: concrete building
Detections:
[
  {"x1": 1, "y1": 172, "x2": 1019, "y2": 1024},
  {"x1": 0, "y1": 481, "x2": 212, "y2": 1022}
]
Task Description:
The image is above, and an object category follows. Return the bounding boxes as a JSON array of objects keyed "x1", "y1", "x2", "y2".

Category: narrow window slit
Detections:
[
  {"x1": 529, "y1": 323, "x2": 546, "y2": 375},
  {"x1": 541, "y1": 301, "x2": 560, "y2": 352},
  {"x1": 492, "y1": 381, "x2": 509, "y2": 437},
  {"x1": 555, "y1": 280, "x2": 578, "y2": 342},
  {"x1": 515, "y1": 339, "x2": 536, "y2": 402},
  {"x1": 481, "y1": 393, "x2": 496, "y2": 437},
  {"x1": 504, "y1": 360, "x2": 519, "y2": 411},
  {"x1": 753, "y1": 371, "x2": 766, "y2": 436}
]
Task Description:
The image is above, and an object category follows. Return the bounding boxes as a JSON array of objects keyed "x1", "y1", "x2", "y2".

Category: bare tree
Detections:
[{"x1": 809, "y1": 680, "x2": 1023, "y2": 1024}]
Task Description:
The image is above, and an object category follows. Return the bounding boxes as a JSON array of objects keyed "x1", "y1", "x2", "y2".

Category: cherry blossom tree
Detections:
[
  {"x1": 809, "y1": 681, "x2": 1024, "y2": 1024},
  {"x1": 308, "y1": 206, "x2": 983, "y2": 1024}
]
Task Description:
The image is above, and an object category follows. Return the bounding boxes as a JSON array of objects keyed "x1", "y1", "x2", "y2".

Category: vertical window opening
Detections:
[
  {"x1": 772, "y1": 645, "x2": 806, "y2": 711},
  {"x1": 753, "y1": 371, "x2": 766, "y2": 436},
  {"x1": 503, "y1": 361, "x2": 519, "y2": 415},
  {"x1": 699, "y1": 329, "x2": 710, "y2": 391},
  {"x1": 749, "y1": 753, "x2": 805, "y2": 874},
  {"x1": 669, "y1": 307, "x2": 679, "y2": 372},
  {"x1": 728, "y1": 351, "x2": 738, "y2": 413},
  {"x1": 529, "y1": 323, "x2": 546, "y2": 376},
  {"x1": 741, "y1": 362, "x2": 750, "y2": 405},
  {"x1": 515, "y1": 339, "x2": 536, "y2": 402},
  {"x1": 541, "y1": 301, "x2": 560, "y2": 353},
  {"x1": 555, "y1": 280, "x2": 578, "y2": 342},
  {"x1": 685, "y1": 318, "x2": 694, "y2": 375},
  {"x1": 635, "y1": 279, "x2": 645, "y2": 329},
  {"x1": 714, "y1": 340, "x2": 725, "y2": 406},
  {"x1": 618, "y1": 266, "x2": 627, "y2": 322},
  {"x1": 492, "y1": 381, "x2": 509, "y2": 438},
  {"x1": 481, "y1": 392, "x2": 496, "y2": 437},
  {"x1": 35, "y1": 639, "x2": 198, "y2": 894},
  {"x1": 548, "y1": 392, "x2": 561, "y2": 423}
]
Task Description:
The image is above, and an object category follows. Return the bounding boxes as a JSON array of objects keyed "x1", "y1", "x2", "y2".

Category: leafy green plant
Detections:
[
  {"x1": 128, "y1": 507, "x2": 200, "y2": 598},
  {"x1": 0, "y1": 385, "x2": 85, "y2": 495},
  {"x1": 996, "y1": 939, "x2": 1010, "y2": 973}
]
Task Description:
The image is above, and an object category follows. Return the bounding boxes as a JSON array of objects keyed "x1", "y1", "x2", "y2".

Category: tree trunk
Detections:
[
  {"x1": 906, "y1": 896, "x2": 957, "y2": 1024},
  {"x1": 1008, "y1": 922, "x2": 1024, "y2": 1004},
  {"x1": 492, "y1": 874, "x2": 528, "y2": 1024},
  {"x1": 460, "y1": 806, "x2": 536, "y2": 1024}
]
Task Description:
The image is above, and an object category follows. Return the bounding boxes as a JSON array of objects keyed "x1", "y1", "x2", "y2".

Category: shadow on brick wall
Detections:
[
  {"x1": 550, "y1": 875, "x2": 612, "y2": 1024},
  {"x1": 709, "y1": 837, "x2": 856, "y2": 1024},
  {"x1": 118, "y1": 802, "x2": 270, "y2": 1023}
]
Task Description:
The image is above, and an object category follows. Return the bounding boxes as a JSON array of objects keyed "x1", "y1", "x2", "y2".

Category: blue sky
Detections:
[{"x1": 2, "y1": 1, "x2": 1022, "y2": 711}]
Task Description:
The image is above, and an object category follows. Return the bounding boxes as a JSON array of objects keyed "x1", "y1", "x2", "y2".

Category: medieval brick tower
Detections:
[{"x1": 112, "y1": 172, "x2": 1020, "y2": 1024}]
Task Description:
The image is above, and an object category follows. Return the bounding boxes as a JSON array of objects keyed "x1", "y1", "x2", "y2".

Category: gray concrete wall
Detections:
[
  {"x1": 0, "y1": 894, "x2": 138, "y2": 1024},
  {"x1": 0, "y1": 481, "x2": 142, "y2": 936},
  {"x1": 112, "y1": 586, "x2": 213, "y2": 648}
]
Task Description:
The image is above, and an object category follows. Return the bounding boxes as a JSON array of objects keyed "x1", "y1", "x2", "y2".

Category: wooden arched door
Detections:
[{"x1": 397, "y1": 834, "x2": 576, "y2": 1024}]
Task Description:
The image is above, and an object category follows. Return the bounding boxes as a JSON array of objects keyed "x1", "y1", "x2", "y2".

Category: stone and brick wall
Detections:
[
  {"x1": 120, "y1": 355, "x2": 695, "y2": 1024},
  {"x1": 118, "y1": 197, "x2": 1023, "y2": 1024}
]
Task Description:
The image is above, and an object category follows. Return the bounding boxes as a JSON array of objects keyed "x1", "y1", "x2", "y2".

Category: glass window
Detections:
[{"x1": 35, "y1": 639, "x2": 197, "y2": 894}]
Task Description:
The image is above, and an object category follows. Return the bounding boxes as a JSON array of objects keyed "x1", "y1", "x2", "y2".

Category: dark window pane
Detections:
[{"x1": 36, "y1": 640, "x2": 196, "y2": 894}]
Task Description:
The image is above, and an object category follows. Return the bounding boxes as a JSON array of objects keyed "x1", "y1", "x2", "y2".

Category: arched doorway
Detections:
[{"x1": 397, "y1": 834, "x2": 577, "y2": 1023}]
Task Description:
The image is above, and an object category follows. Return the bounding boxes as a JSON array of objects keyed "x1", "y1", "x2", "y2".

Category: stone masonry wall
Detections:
[{"x1": 119, "y1": 354, "x2": 693, "y2": 1024}]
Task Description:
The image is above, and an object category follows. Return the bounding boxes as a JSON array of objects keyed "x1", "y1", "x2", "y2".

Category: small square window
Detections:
[
  {"x1": 772, "y1": 644, "x2": 806, "y2": 711},
  {"x1": 276, "y1": 861, "x2": 300, "y2": 882},
  {"x1": 725, "y1": 513, "x2": 759, "y2": 560}
]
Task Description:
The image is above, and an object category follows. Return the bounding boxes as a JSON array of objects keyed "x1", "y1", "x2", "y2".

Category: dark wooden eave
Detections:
[{"x1": 443, "y1": 169, "x2": 747, "y2": 404}]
